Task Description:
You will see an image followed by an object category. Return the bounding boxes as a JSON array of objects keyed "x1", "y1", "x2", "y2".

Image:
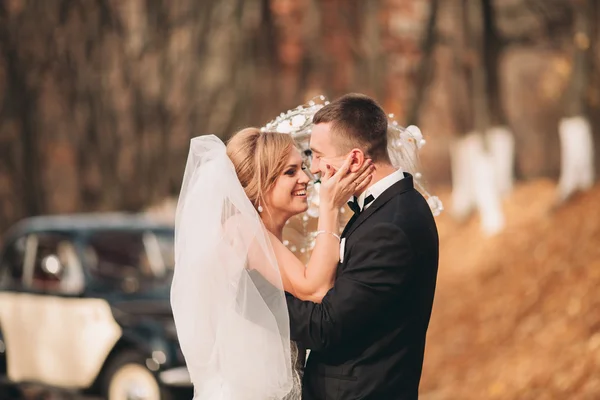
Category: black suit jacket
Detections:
[{"x1": 286, "y1": 174, "x2": 439, "y2": 400}]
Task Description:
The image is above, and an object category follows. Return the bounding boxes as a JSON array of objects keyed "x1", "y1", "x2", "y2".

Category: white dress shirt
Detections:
[{"x1": 355, "y1": 168, "x2": 405, "y2": 212}]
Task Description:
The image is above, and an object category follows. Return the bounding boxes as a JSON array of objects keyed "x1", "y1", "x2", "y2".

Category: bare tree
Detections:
[
  {"x1": 555, "y1": 0, "x2": 596, "y2": 203},
  {"x1": 482, "y1": 0, "x2": 516, "y2": 198},
  {"x1": 448, "y1": 0, "x2": 506, "y2": 235},
  {"x1": 407, "y1": 0, "x2": 440, "y2": 125},
  {"x1": 0, "y1": 0, "x2": 278, "y2": 229}
]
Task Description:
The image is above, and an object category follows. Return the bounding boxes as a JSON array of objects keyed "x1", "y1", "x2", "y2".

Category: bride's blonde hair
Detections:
[{"x1": 226, "y1": 127, "x2": 296, "y2": 212}]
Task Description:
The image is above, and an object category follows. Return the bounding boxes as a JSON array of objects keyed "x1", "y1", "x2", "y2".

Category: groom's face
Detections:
[{"x1": 309, "y1": 122, "x2": 349, "y2": 177}]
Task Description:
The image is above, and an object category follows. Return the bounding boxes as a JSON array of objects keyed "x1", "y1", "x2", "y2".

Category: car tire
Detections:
[
  {"x1": 0, "y1": 327, "x2": 7, "y2": 375},
  {"x1": 0, "y1": 384, "x2": 23, "y2": 400},
  {"x1": 0, "y1": 328, "x2": 22, "y2": 400},
  {"x1": 101, "y1": 351, "x2": 169, "y2": 400}
]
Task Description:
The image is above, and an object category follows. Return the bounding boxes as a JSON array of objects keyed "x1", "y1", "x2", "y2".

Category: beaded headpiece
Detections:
[{"x1": 386, "y1": 115, "x2": 443, "y2": 216}]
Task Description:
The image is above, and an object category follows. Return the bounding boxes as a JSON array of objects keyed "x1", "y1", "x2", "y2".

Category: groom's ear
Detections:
[{"x1": 348, "y1": 149, "x2": 365, "y2": 173}]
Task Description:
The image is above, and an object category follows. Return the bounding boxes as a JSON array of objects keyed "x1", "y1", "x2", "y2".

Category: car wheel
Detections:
[
  {"x1": 102, "y1": 351, "x2": 165, "y2": 400},
  {"x1": 0, "y1": 327, "x2": 7, "y2": 375},
  {"x1": 0, "y1": 384, "x2": 23, "y2": 400},
  {"x1": 0, "y1": 328, "x2": 22, "y2": 400}
]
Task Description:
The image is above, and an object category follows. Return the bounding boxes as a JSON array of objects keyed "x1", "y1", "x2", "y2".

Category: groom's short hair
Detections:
[{"x1": 313, "y1": 93, "x2": 390, "y2": 163}]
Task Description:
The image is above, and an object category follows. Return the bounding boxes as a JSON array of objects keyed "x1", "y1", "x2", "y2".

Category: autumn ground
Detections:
[{"x1": 420, "y1": 180, "x2": 600, "y2": 400}]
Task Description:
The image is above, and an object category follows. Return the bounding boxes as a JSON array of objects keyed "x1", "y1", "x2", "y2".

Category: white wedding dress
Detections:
[
  {"x1": 171, "y1": 135, "x2": 302, "y2": 399},
  {"x1": 284, "y1": 342, "x2": 304, "y2": 400},
  {"x1": 190, "y1": 342, "x2": 303, "y2": 400}
]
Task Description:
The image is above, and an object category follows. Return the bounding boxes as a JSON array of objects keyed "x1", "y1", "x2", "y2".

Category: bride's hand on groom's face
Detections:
[{"x1": 319, "y1": 154, "x2": 375, "y2": 210}]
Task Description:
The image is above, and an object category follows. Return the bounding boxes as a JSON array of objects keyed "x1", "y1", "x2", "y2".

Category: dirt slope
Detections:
[{"x1": 421, "y1": 180, "x2": 600, "y2": 400}]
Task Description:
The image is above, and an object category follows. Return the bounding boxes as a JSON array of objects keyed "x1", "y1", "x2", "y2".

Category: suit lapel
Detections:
[
  {"x1": 340, "y1": 212, "x2": 359, "y2": 238},
  {"x1": 343, "y1": 173, "x2": 414, "y2": 240}
]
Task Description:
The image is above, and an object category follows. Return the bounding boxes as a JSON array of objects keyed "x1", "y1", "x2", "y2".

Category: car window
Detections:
[
  {"x1": 84, "y1": 231, "x2": 161, "y2": 289},
  {"x1": 0, "y1": 235, "x2": 28, "y2": 289},
  {"x1": 26, "y1": 232, "x2": 84, "y2": 294}
]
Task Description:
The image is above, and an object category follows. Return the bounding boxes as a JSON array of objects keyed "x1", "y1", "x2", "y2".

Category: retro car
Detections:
[{"x1": 0, "y1": 213, "x2": 192, "y2": 399}]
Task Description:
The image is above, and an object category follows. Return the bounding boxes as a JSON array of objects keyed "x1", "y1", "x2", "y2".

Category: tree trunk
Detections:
[
  {"x1": 406, "y1": 0, "x2": 439, "y2": 125},
  {"x1": 354, "y1": 0, "x2": 387, "y2": 101},
  {"x1": 0, "y1": 4, "x2": 44, "y2": 221},
  {"x1": 482, "y1": 0, "x2": 515, "y2": 197},
  {"x1": 448, "y1": 0, "x2": 477, "y2": 220},
  {"x1": 486, "y1": 126, "x2": 515, "y2": 197},
  {"x1": 592, "y1": 0, "x2": 600, "y2": 180},
  {"x1": 556, "y1": 0, "x2": 595, "y2": 203},
  {"x1": 449, "y1": 0, "x2": 505, "y2": 235}
]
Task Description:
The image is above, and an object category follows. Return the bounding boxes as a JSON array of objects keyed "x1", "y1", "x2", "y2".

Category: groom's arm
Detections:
[{"x1": 285, "y1": 222, "x2": 415, "y2": 351}]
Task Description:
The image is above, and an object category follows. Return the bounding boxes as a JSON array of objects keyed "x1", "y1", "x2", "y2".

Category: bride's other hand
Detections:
[{"x1": 319, "y1": 154, "x2": 375, "y2": 210}]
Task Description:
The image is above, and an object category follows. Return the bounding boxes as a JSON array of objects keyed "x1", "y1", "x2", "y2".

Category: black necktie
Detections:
[{"x1": 348, "y1": 194, "x2": 375, "y2": 215}]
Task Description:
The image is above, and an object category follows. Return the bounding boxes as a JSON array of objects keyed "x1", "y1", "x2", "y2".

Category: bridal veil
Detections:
[{"x1": 170, "y1": 135, "x2": 293, "y2": 399}]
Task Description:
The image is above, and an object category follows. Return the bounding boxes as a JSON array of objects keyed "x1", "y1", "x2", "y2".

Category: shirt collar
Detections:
[{"x1": 356, "y1": 168, "x2": 404, "y2": 211}]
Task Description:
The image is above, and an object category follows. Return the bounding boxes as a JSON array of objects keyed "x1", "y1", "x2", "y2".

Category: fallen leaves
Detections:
[{"x1": 421, "y1": 180, "x2": 600, "y2": 399}]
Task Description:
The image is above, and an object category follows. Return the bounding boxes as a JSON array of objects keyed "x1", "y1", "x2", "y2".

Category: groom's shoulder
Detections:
[
  {"x1": 381, "y1": 188, "x2": 431, "y2": 220},
  {"x1": 382, "y1": 191, "x2": 439, "y2": 239}
]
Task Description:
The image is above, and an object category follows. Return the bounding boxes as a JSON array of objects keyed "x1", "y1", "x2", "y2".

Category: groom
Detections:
[{"x1": 286, "y1": 93, "x2": 439, "y2": 399}]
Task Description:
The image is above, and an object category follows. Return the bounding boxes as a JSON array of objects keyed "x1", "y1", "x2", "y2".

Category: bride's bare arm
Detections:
[
  {"x1": 268, "y1": 204, "x2": 340, "y2": 303},
  {"x1": 232, "y1": 208, "x2": 338, "y2": 303}
]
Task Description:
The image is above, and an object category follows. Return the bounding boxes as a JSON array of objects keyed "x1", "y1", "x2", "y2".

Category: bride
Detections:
[{"x1": 171, "y1": 125, "x2": 373, "y2": 399}]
